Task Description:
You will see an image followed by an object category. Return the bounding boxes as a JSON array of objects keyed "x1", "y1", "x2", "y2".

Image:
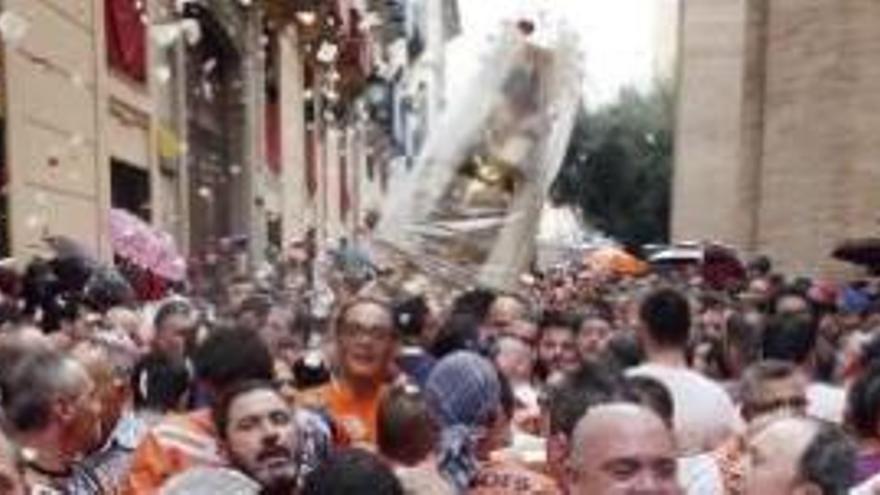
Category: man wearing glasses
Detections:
[{"x1": 309, "y1": 298, "x2": 398, "y2": 448}]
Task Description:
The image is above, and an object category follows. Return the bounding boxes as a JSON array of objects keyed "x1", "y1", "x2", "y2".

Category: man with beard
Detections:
[{"x1": 214, "y1": 381, "x2": 302, "y2": 494}]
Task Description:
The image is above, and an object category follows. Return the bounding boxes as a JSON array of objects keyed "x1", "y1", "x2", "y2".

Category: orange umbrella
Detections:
[{"x1": 584, "y1": 247, "x2": 649, "y2": 277}]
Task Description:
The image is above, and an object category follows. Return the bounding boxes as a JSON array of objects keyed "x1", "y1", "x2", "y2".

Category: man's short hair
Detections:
[
  {"x1": 762, "y1": 314, "x2": 817, "y2": 365},
  {"x1": 213, "y1": 380, "x2": 281, "y2": 440},
  {"x1": 376, "y1": 384, "x2": 437, "y2": 466},
  {"x1": 333, "y1": 297, "x2": 394, "y2": 334},
  {"x1": 847, "y1": 361, "x2": 880, "y2": 439},
  {"x1": 546, "y1": 360, "x2": 632, "y2": 436},
  {"x1": 131, "y1": 351, "x2": 191, "y2": 412},
  {"x1": 3, "y1": 351, "x2": 87, "y2": 432},
  {"x1": 539, "y1": 310, "x2": 579, "y2": 332},
  {"x1": 153, "y1": 299, "x2": 193, "y2": 331},
  {"x1": 739, "y1": 360, "x2": 798, "y2": 411},
  {"x1": 799, "y1": 420, "x2": 855, "y2": 495},
  {"x1": 639, "y1": 288, "x2": 691, "y2": 347},
  {"x1": 193, "y1": 328, "x2": 274, "y2": 394},
  {"x1": 626, "y1": 375, "x2": 674, "y2": 428},
  {"x1": 301, "y1": 448, "x2": 403, "y2": 495}
]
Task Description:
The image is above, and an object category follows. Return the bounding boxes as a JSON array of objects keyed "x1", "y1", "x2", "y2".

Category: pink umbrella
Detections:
[{"x1": 109, "y1": 209, "x2": 186, "y2": 281}]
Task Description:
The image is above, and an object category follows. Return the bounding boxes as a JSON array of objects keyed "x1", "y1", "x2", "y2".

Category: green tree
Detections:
[{"x1": 551, "y1": 83, "x2": 674, "y2": 249}]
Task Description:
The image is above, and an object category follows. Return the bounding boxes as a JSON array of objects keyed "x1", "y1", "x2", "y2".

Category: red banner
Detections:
[{"x1": 105, "y1": 0, "x2": 146, "y2": 82}]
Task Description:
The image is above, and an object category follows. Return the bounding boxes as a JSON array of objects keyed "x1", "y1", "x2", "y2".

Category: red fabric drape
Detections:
[{"x1": 105, "y1": 0, "x2": 147, "y2": 82}]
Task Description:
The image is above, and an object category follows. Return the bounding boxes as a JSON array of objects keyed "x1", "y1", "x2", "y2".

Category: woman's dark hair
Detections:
[
  {"x1": 376, "y1": 384, "x2": 437, "y2": 466},
  {"x1": 193, "y1": 327, "x2": 274, "y2": 395},
  {"x1": 301, "y1": 449, "x2": 404, "y2": 495},
  {"x1": 450, "y1": 289, "x2": 496, "y2": 322},
  {"x1": 131, "y1": 351, "x2": 191, "y2": 412},
  {"x1": 847, "y1": 361, "x2": 880, "y2": 439},
  {"x1": 430, "y1": 313, "x2": 482, "y2": 359}
]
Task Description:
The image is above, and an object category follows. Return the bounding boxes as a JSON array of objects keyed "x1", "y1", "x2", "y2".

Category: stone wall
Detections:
[{"x1": 673, "y1": 0, "x2": 880, "y2": 277}]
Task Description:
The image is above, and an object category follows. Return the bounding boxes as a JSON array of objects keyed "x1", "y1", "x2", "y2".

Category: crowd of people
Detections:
[{"x1": 0, "y1": 245, "x2": 879, "y2": 495}]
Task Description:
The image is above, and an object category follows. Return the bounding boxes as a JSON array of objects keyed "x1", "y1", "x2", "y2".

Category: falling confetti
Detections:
[
  {"x1": 229, "y1": 164, "x2": 242, "y2": 176},
  {"x1": 152, "y1": 23, "x2": 180, "y2": 47},
  {"x1": 155, "y1": 65, "x2": 172, "y2": 84},
  {"x1": 202, "y1": 58, "x2": 217, "y2": 75},
  {"x1": 181, "y1": 18, "x2": 201, "y2": 45},
  {"x1": 202, "y1": 81, "x2": 214, "y2": 101},
  {"x1": 197, "y1": 186, "x2": 212, "y2": 199},
  {"x1": 316, "y1": 42, "x2": 338, "y2": 64},
  {"x1": 0, "y1": 10, "x2": 29, "y2": 46}
]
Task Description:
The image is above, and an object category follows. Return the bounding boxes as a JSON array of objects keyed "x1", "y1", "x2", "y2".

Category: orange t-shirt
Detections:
[
  {"x1": 122, "y1": 409, "x2": 226, "y2": 495},
  {"x1": 310, "y1": 380, "x2": 385, "y2": 447},
  {"x1": 469, "y1": 460, "x2": 561, "y2": 495}
]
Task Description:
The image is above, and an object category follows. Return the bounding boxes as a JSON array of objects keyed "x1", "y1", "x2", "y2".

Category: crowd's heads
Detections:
[
  {"x1": 333, "y1": 298, "x2": 397, "y2": 383},
  {"x1": 578, "y1": 315, "x2": 613, "y2": 358},
  {"x1": 214, "y1": 380, "x2": 301, "y2": 494},
  {"x1": 2, "y1": 350, "x2": 102, "y2": 461},
  {"x1": 301, "y1": 449, "x2": 403, "y2": 495},
  {"x1": 746, "y1": 417, "x2": 855, "y2": 495},
  {"x1": 739, "y1": 360, "x2": 807, "y2": 428},
  {"x1": 538, "y1": 311, "x2": 581, "y2": 377},
  {"x1": 494, "y1": 335, "x2": 535, "y2": 385},
  {"x1": 430, "y1": 312, "x2": 482, "y2": 359},
  {"x1": 638, "y1": 288, "x2": 691, "y2": 350},
  {"x1": 846, "y1": 361, "x2": 880, "y2": 441},
  {"x1": 70, "y1": 339, "x2": 135, "y2": 446},
  {"x1": 486, "y1": 294, "x2": 528, "y2": 333},
  {"x1": 773, "y1": 287, "x2": 814, "y2": 318},
  {"x1": 376, "y1": 383, "x2": 438, "y2": 467},
  {"x1": 193, "y1": 327, "x2": 274, "y2": 399},
  {"x1": 152, "y1": 298, "x2": 197, "y2": 360},
  {"x1": 626, "y1": 375, "x2": 675, "y2": 429},
  {"x1": 544, "y1": 360, "x2": 633, "y2": 484},
  {"x1": 131, "y1": 351, "x2": 191, "y2": 413},
  {"x1": 425, "y1": 351, "x2": 501, "y2": 431},
  {"x1": 566, "y1": 403, "x2": 679, "y2": 495},
  {"x1": 762, "y1": 313, "x2": 818, "y2": 368},
  {"x1": 82, "y1": 266, "x2": 135, "y2": 314},
  {"x1": 392, "y1": 296, "x2": 430, "y2": 344},
  {"x1": 722, "y1": 311, "x2": 764, "y2": 378}
]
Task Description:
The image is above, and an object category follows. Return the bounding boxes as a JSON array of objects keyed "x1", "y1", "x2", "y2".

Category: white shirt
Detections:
[
  {"x1": 678, "y1": 453, "x2": 723, "y2": 495},
  {"x1": 806, "y1": 382, "x2": 846, "y2": 424},
  {"x1": 629, "y1": 363, "x2": 743, "y2": 456}
]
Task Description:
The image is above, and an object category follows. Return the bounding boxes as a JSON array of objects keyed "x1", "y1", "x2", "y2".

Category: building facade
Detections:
[
  {"x1": 0, "y1": 0, "x2": 400, "y2": 272},
  {"x1": 672, "y1": 0, "x2": 880, "y2": 276}
]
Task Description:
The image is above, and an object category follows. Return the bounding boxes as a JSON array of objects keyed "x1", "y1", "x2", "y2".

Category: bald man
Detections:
[{"x1": 567, "y1": 403, "x2": 681, "y2": 495}]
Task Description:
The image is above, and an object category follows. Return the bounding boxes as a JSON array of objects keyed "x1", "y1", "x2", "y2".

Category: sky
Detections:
[{"x1": 451, "y1": 0, "x2": 666, "y2": 108}]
